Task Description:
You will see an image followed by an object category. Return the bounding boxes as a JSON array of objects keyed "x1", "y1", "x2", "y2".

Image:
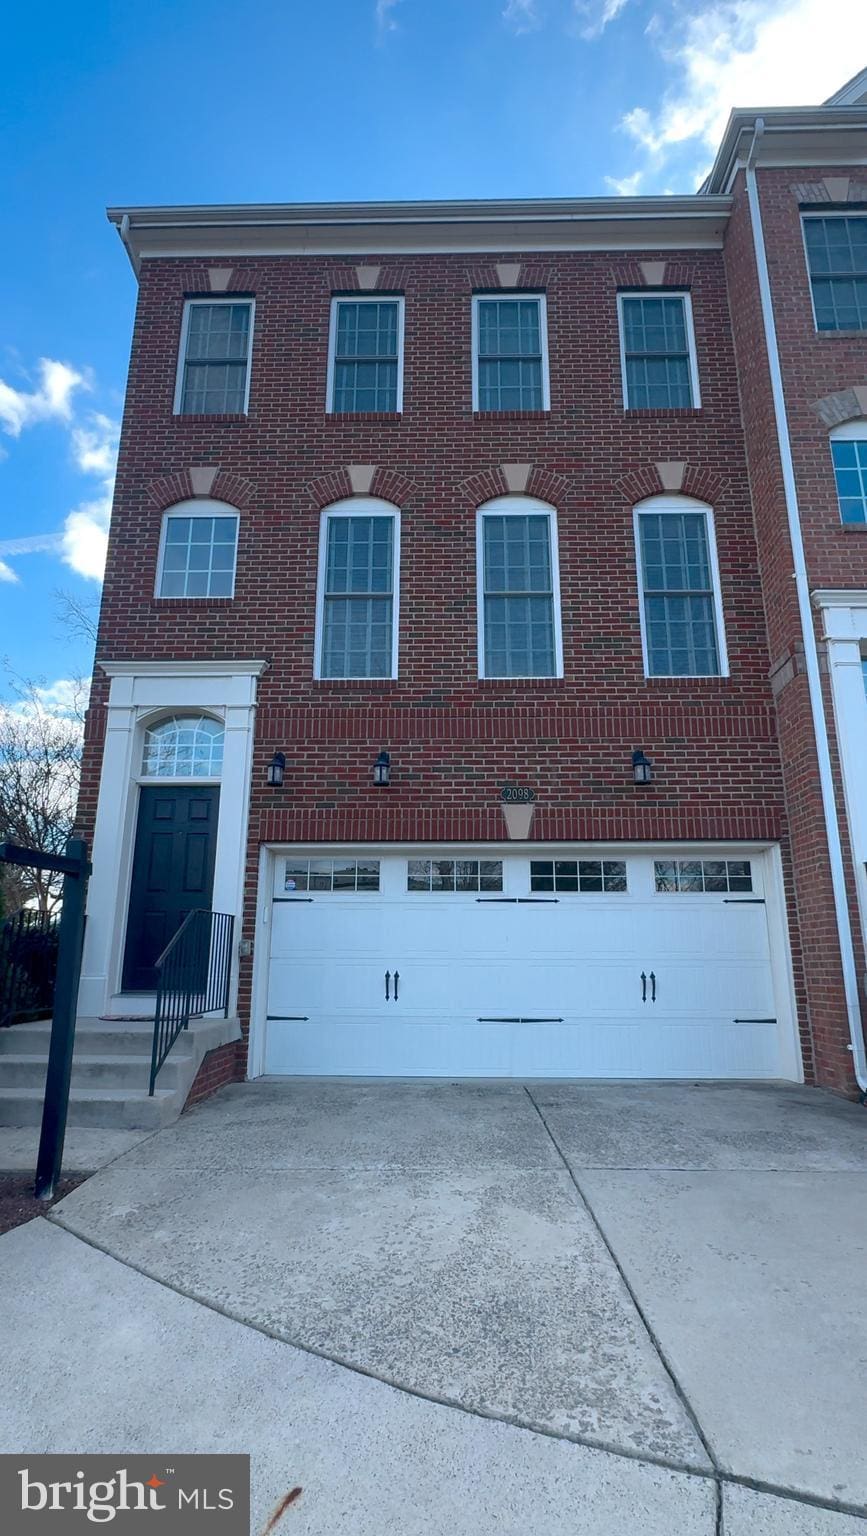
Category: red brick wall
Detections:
[
  {"x1": 723, "y1": 167, "x2": 867, "y2": 1093},
  {"x1": 183, "y1": 1040, "x2": 244, "y2": 1109},
  {"x1": 82, "y1": 242, "x2": 808, "y2": 1079}
]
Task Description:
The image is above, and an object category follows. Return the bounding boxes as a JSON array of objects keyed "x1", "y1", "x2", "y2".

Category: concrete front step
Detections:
[
  {"x1": 0, "y1": 1086, "x2": 179, "y2": 1130},
  {"x1": 0, "y1": 1020, "x2": 194, "y2": 1058},
  {"x1": 0, "y1": 1015, "x2": 242, "y2": 1129},
  {"x1": 0, "y1": 1054, "x2": 184, "y2": 1092}
]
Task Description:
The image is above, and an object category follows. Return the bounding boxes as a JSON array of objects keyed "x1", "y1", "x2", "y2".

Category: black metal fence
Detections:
[
  {"x1": 0, "y1": 907, "x2": 60, "y2": 1028},
  {"x1": 150, "y1": 908, "x2": 234, "y2": 1094}
]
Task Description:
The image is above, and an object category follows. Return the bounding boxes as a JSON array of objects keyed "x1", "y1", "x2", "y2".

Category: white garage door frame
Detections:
[{"x1": 247, "y1": 841, "x2": 801, "y2": 1082}]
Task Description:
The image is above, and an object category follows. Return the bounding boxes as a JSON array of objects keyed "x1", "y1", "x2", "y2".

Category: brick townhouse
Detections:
[{"x1": 74, "y1": 70, "x2": 867, "y2": 1103}]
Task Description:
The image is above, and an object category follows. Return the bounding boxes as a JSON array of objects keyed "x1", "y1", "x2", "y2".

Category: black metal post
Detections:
[{"x1": 34, "y1": 839, "x2": 89, "y2": 1201}]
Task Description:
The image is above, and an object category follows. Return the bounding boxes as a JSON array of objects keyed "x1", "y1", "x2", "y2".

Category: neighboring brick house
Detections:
[{"x1": 75, "y1": 72, "x2": 867, "y2": 1100}]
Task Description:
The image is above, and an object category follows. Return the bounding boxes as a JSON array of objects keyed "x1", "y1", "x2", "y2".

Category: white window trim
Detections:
[
  {"x1": 313, "y1": 497, "x2": 401, "y2": 681},
  {"x1": 471, "y1": 293, "x2": 551, "y2": 413},
  {"x1": 801, "y1": 211, "x2": 867, "y2": 334},
  {"x1": 633, "y1": 494, "x2": 729, "y2": 679},
  {"x1": 154, "y1": 500, "x2": 240, "y2": 600},
  {"x1": 617, "y1": 290, "x2": 701, "y2": 411},
  {"x1": 173, "y1": 297, "x2": 255, "y2": 416},
  {"x1": 475, "y1": 495, "x2": 564, "y2": 680},
  {"x1": 326, "y1": 295, "x2": 405, "y2": 414}
]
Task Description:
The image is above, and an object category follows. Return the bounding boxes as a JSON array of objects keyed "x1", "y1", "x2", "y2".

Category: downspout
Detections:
[
  {"x1": 745, "y1": 120, "x2": 867, "y2": 1092},
  {"x1": 117, "y1": 214, "x2": 140, "y2": 279}
]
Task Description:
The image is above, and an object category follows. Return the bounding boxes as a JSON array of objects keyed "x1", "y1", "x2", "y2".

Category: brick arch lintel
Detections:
[
  {"x1": 614, "y1": 462, "x2": 730, "y2": 507},
  {"x1": 810, "y1": 385, "x2": 867, "y2": 429},
  {"x1": 144, "y1": 468, "x2": 259, "y2": 512},
  {"x1": 303, "y1": 466, "x2": 419, "y2": 511},
  {"x1": 457, "y1": 465, "x2": 573, "y2": 507}
]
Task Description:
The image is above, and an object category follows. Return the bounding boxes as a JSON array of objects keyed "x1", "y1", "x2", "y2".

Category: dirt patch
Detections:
[{"x1": 0, "y1": 1174, "x2": 86, "y2": 1235}]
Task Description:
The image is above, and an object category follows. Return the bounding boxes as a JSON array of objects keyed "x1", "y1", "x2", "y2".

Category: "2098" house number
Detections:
[{"x1": 500, "y1": 784, "x2": 537, "y2": 804}]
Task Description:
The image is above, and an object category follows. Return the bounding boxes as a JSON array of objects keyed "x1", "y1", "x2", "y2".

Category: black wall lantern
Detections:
[
  {"x1": 632, "y1": 749, "x2": 653, "y2": 786},
  {"x1": 373, "y1": 750, "x2": 391, "y2": 788},
  {"x1": 267, "y1": 751, "x2": 286, "y2": 788}
]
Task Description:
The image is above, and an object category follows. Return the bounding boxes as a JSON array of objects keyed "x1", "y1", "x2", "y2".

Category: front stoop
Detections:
[{"x1": 0, "y1": 1016, "x2": 242, "y2": 1130}]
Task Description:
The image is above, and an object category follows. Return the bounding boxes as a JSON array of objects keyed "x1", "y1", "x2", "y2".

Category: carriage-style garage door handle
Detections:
[
  {"x1": 650, "y1": 971, "x2": 656, "y2": 1003},
  {"x1": 394, "y1": 970, "x2": 399, "y2": 1000},
  {"x1": 384, "y1": 970, "x2": 391, "y2": 1001},
  {"x1": 641, "y1": 971, "x2": 647, "y2": 1002}
]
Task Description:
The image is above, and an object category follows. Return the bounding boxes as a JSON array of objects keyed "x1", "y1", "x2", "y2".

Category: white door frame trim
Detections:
[{"x1": 78, "y1": 660, "x2": 266, "y2": 1019}]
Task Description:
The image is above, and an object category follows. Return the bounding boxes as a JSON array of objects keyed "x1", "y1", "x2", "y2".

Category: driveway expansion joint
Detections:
[
  {"x1": 45, "y1": 1211, "x2": 867, "y2": 1522},
  {"x1": 523, "y1": 1085, "x2": 720, "y2": 1473}
]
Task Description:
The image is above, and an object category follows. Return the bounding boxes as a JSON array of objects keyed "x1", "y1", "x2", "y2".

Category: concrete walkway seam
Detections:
[
  {"x1": 44, "y1": 1207, "x2": 867, "y2": 1524},
  {"x1": 521, "y1": 1087, "x2": 867, "y2": 1527}
]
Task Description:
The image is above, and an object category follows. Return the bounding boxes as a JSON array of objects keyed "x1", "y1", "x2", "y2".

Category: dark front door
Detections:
[{"x1": 122, "y1": 785, "x2": 220, "y2": 992}]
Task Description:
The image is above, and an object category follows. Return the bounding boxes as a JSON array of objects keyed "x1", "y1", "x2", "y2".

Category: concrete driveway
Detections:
[{"x1": 3, "y1": 1080, "x2": 866, "y2": 1533}]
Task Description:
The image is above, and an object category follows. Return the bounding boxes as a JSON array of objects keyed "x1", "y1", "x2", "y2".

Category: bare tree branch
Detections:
[
  {"x1": 53, "y1": 587, "x2": 99, "y2": 646},
  {"x1": 0, "y1": 674, "x2": 84, "y2": 913}
]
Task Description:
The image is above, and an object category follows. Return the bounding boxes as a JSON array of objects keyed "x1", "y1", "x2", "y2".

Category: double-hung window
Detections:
[
  {"x1": 830, "y1": 422, "x2": 867, "y2": 524},
  {"x1": 634, "y1": 496, "x2": 726, "y2": 677},
  {"x1": 327, "y1": 297, "x2": 404, "y2": 412},
  {"x1": 472, "y1": 295, "x2": 550, "y2": 411},
  {"x1": 803, "y1": 215, "x2": 867, "y2": 331},
  {"x1": 175, "y1": 299, "x2": 253, "y2": 415},
  {"x1": 315, "y1": 500, "x2": 399, "y2": 679},
  {"x1": 618, "y1": 292, "x2": 699, "y2": 409},
  {"x1": 477, "y1": 498, "x2": 562, "y2": 678}
]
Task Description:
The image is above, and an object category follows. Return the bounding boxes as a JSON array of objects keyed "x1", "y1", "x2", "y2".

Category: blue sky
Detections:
[{"x1": 0, "y1": 0, "x2": 862, "y2": 699}]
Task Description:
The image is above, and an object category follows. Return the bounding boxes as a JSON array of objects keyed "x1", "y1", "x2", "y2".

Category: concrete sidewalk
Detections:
[{"x1": 3, "y1": 1080, "x2": 866, "y2": 1531}]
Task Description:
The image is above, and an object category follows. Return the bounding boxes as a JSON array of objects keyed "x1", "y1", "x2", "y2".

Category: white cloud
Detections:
[
  {"x1": 0, "y1": 358, "x2": 87, "y2": 439},
  {"x1": 61, "y1": 496, "x2": 112, "y2": 581},
  {"x1": 71, "y1": 413, "x2": 120, "y2": 477},
  {"x1": 576, "y1": 0, "x2": 630, "y2": 39},
  {"x1": 503, "y1": 0, "x2": 541, "y2": 33},
  {"x1": 31, "y1": 677, "x2": 86, "y2": 716},
  {"x1": 375, "y1": 0, "x2": 400, "y2": 34},
  {"x1": 0, "y1": 534, "x2": 62, "y2": 558},
  {"x1": 0, "y1": 364, "x2": 119, "y2": 583},
  {"x1": 615, "y1": 0, "x2": 867, "y2": 187},
  {"x1": 605, "y1": 169, "x2": 644, "y2": 195},
  {"x1": 61, "y1": 415, "x2": 118, "y2": 581}
]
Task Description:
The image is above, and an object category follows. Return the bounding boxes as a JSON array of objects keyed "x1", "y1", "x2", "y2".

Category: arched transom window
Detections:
[{"x1": 141, "y1": 716, "x2": 224, "y2": 778}]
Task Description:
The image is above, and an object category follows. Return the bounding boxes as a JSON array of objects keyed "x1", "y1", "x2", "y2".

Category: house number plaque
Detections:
[{"x1": 500, "y1": 784, "x2": 537, "y2": 804}]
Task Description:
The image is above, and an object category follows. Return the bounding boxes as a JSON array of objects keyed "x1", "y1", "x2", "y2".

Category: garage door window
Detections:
[
  {"x1": 654, "y1": 859, "x2": 752, "y2": 893},
  {"x1": 284, "y1": 857, "x2": 381, "y2": 892},
  {"x1": 407, "y1": 859, "x2": 504, "y2": 892},
  {"x1": 531, "y1": 859, "x2": 627, "y2": 893}
]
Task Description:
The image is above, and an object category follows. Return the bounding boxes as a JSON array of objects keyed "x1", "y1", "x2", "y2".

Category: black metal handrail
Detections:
[
  {"x1": 0, "y1": 907, "x2": 60, "y2": 1028},
  {"x1": 150, "y1": 908, "x2": 234, "y2": 1094}
]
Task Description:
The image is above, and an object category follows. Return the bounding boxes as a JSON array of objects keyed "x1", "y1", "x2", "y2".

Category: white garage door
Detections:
[{"x1": 262, "y1": 849, "x2": 789, "y2": 1078}]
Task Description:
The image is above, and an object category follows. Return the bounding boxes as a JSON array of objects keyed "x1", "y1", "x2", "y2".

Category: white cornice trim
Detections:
[
  {"x1": 812, "y1": 590, "x2": 867, "y2": 609},
  {"x1": 106, "y1": 197, "x2": 732, "y2": 270},
  {"x1": 707, "y1": 109, "x2": 867, "y2": 193},
  {"x1": 98, "y1": 659, "x2": 269, "y2": 678},
  {"x1": 107, "y1": 195, "x2": 729, "y2": 227}
]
